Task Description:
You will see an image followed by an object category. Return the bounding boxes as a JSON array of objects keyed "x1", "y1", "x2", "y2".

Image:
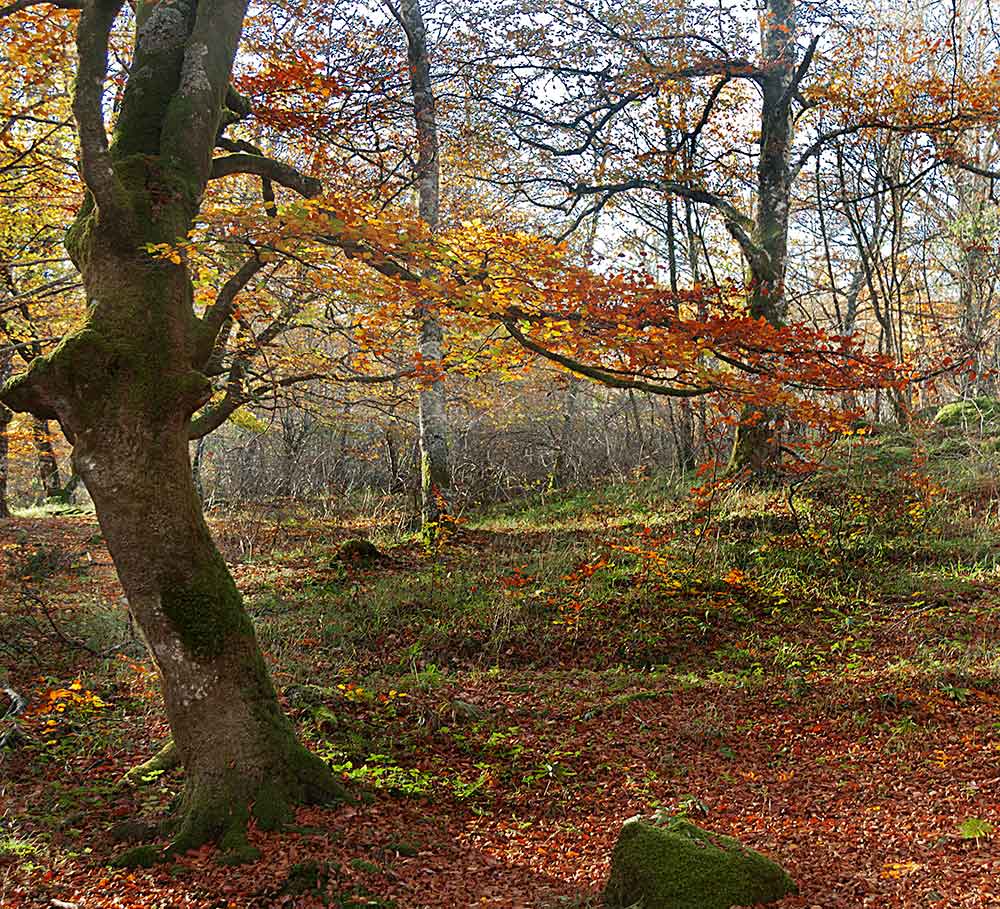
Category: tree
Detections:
[
  {"x1": 454, "y1": 0, "x2": 1000, "y2": 471},
  {"x1": 0, "y1": 0, "x2": 343, "y2": 858},
  {"x1": 393, "y1": 0, "x2": 452, "y2": 530},
  {"x1": 0, "y1": 349, "x2": 10, "y2": 518}
]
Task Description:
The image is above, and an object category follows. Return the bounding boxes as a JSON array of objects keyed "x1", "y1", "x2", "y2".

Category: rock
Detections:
[
  {"x1": 335, "y1": 539, "x2": 384, "y2": 567},
  {"x1": 449, "y1": 698, "x2": 486, "y2": 723},
  {"x1": 108, "y1": 819, "x2": 159, "y2": 844},
  {"x1": 934, "y1": 397, "x2": 1000, "y2": 431},
  {"x1": 603, "y1": 816, "x2": 796, "y2": 909}
]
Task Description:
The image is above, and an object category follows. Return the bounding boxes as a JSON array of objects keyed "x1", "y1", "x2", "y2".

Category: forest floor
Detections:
[{"x1": 2, "y1": 431, "x2": 1000, "y2": 908}]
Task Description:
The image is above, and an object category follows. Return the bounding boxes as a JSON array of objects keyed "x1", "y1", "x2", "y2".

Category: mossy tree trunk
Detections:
[{"x1": 0, "y1": 0, "x2": 342, "y2": 855}]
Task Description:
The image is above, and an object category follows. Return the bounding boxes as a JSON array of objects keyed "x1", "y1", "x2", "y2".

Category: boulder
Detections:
[
  {"x1": 934, "y1": 397, "x2": 1000, "y2": 431},
  {"x1": 335, "y1": 538, "x2": 384, "y2": 567},
  {"x1": 603, "y1": 816, "x2": 796, "y2": 909}
]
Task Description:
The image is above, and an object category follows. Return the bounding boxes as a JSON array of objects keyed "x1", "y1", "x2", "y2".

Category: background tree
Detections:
[{"x1": 394, "y1": 0, "x2": 452, "y2": 531}]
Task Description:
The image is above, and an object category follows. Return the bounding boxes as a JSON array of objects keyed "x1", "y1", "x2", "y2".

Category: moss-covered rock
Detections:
[
  {"x1": 603, "y1": 816, "x2": 796, "y2": 909},
  {"x1": 336, "y1": 538, "x2": 384, "y2": 567},
  {"x1": 934, "y1": 397, "x2": 1000, "y2": 431},
  {"x1": 281, "y1": 859, "x2": 331, "y2": 897}
]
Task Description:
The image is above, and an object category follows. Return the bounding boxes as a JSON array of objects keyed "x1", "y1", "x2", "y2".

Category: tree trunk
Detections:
[
  {"x1": 192, "y1": 435, "x2": 207, "y2": 503},
  {"x1": 418, "y1": 314, "x2": 450, "y2": 524},
  {"x1": 0, "y1": 351, "x2": 11, "y2": 518},
  {"x1": 728, "y1": 0, "x2": 797, "y2": 476},
  {"x1": 0, "y1": 0, "x2": 342, "y2": 857},
  {"x1": 554, "y1": 376, "x2": 581, "y2": 486},
  {"x1": 73, "y1": 393, "x2": 340, "y2": 853},
  {"x1": 399, "y1": 0, "x2": 451, "y2": 532},
  {"x1": 32, "y1": 418, "x2": 62, "y2": 501}
]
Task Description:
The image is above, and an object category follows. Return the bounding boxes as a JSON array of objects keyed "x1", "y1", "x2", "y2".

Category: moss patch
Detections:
[
  {"x1": 603, "y1": 817, "x2": 796, "y2": 909},
  {"x1": 934, "y1": 397, "x2": 1000, "y2": 431},
  {"x1": 251, "y1": 778, "x2": 295, "y2": 831},
  {"x1": 161, "y1": 553, "x2": 253, "y2": 661},
  {"x1": 112, "y1": 843, "x2": 169, "y2": 869}
]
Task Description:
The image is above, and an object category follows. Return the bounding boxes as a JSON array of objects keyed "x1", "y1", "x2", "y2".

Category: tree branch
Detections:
[
  {"x1": 572, "y1": 178, "x2": 767, "y2": 274},
  {"x1": 210, "y1": 153, "x2": 323, "y2": 198},
  {"x1": 187, "y1": 369, "x2": 415, "y2": 439},
  {"x1": 196, "y1": 254, "x2": 265, "y2": 371},
  {"x1": 502, "y1": 319, "x2": 712, "y2": 398},
  {"x1": 0, "y1": 0, "x2": 80, "y2": 17},
  {"x1": 72, "y1": 0, "x2": 127, "y2": 215}
]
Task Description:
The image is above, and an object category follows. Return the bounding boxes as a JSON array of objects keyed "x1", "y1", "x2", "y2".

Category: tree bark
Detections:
[
  {"x1": 554, "y1": 376, "x2": 581, "y2": 486},
  {"x1": 727, "y1": 0, "x2": 798, "y2": 475},
  {"x1": 0, "y1": 350, "x2": 11, "y2": 518},
  {"x1": 0, "y1": 0, "x2": 342, "y2": 857},
  {"x1": 397, "y1": 0, "x2": 451, "y2": 532},
  {"x1": 32, "y1": 418, "x2": 62, "y2": 500}
]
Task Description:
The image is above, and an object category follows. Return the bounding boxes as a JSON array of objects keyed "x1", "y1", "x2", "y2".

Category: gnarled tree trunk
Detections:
[{"x1": 0, "y1": 0, "x2": 341, "y2": 857}]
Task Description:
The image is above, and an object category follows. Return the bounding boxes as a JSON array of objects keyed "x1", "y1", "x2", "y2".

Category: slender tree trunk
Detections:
[
  {"x1": 192, "y1": 435, "x2": 207, "y2": 503},
  {"x1": 554, "y1": 376, "x2": 581, "y2": 486},
  {"x1": 0, "y1": 351, "x2": 11, "y2": 518},
  {"x1": 418, "y1": 315, "x2": 450, "y2": 522},
  {"x1": 728, "y1": 0, "x2": 798, "y2": 475},
  {"x1": 398, "y1": 0, "x2": 451, "y2": 531}
]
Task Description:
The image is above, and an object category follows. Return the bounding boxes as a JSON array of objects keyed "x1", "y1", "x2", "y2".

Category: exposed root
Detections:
[
  {"x1": 166, "y1": 743, "x2": 349, "y2": 865},
  {"x1": 112, "y1": 844, "x2": 170, "y2": 869},
  {"x1": 119, "y1": 738, "x2": 180, "y2": 788}
]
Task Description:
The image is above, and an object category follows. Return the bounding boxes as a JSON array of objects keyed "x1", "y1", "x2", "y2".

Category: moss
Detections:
[
  {"x1": 217, "y1": 809, "x2": 261, "y2": 865},
  {"x1": 161, "y1": 552, "x2": 253, "y2": 661},
  {"x1": 387, "y1": 841, "x2": 420, "y2": 857},
  {"x1": 282, "y1": 860, "x2": 330, "y2": 897},
  {"x1": 252, "y1": 779, "x2": 295, "y2": 831},
  {"x1": 112, "y1": 843, "x2": 168, "y2": 869},
  {"x1": 167, "y1": 743, "x2": 346, "y2": 858},
  {"x1": 217, "y1": 843, "x2": 262, "y2": 865},
  {"x1": 120, "y1": 739, "x2": 179, "y2": 787},
  {"x1": 170, "y1": 777, "x2": 254, "y2": 856},
  {"x1": 65, "y1": 194, "x2": 97, "y2": 270},
  {"x1": 935, "y1": 397, "x2": 1000, "y2": 430},
  {"x1": 603, "y1": 817, "x2": 796, "y2": 909}
]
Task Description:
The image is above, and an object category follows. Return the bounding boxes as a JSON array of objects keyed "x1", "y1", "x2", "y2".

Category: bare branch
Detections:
[
  {"x1": 210, "y1": 153, "x2": 323, "y2": 198},
  {"x1": 196, "y1": 254, "x2": 265, "y2": 371}
]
